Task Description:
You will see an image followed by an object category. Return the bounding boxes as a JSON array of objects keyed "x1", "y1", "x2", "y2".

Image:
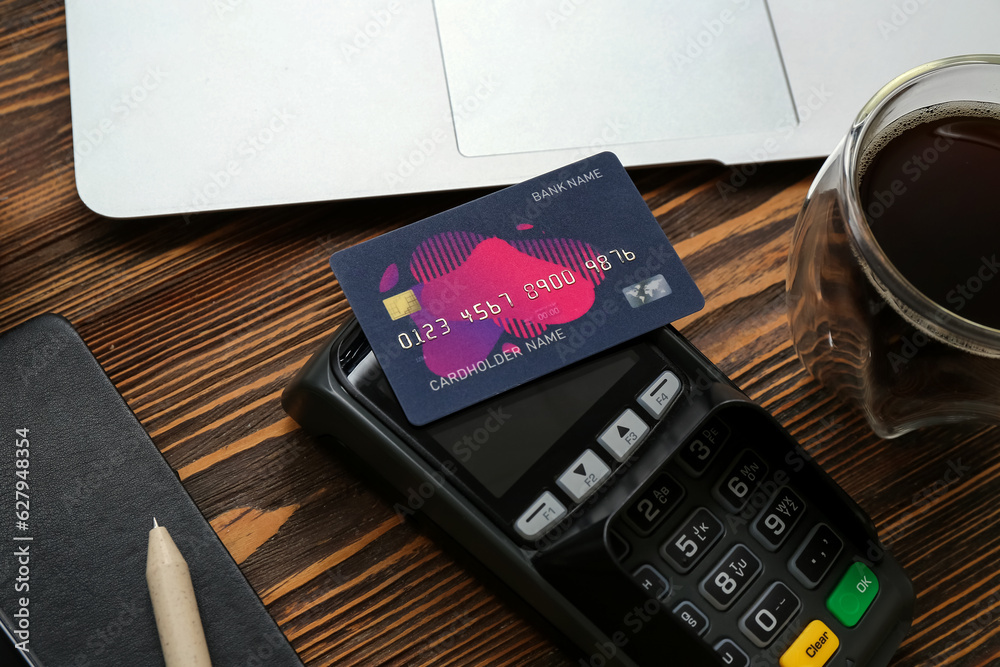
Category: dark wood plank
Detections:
[{"x1": 3, "y1": 2, "x2": 1000, "y2": 664}]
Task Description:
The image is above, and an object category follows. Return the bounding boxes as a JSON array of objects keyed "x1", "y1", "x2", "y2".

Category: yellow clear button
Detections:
[{"x1": 779, "y1": 620, "x2": 840, "y2": 667}]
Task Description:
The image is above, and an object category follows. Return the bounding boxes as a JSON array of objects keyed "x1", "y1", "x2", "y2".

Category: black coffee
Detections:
[{"x1": 859, "y1": 103, "x2": 1000, "y2": 330}]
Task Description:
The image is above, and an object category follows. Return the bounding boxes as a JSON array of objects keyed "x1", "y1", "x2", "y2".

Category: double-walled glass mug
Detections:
[{"x1": 787, "y1": 55, "x2": 1000, "y2": 438}]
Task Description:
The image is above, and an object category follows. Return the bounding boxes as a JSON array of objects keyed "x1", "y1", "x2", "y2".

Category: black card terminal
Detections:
[{"x1": 282, "y1": 319, "x2": 914, "y2": 666}]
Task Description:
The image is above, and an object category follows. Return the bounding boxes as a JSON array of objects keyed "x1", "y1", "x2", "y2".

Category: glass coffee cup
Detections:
[{"x1": 786, "y1": 54, "x2": 1000, "y2": 439}]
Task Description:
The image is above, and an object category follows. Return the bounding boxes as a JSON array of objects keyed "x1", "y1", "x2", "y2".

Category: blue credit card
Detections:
[{"x1": 331, "y1": 152, "x2": 704, "y2": 425}]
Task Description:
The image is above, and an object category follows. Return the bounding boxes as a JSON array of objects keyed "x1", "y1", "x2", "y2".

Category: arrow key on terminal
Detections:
[
  {"x1": 557, "y1": 449, "x2": 611, "y2": 502},
  {"x1": 598, "y1": 409, "x2": 650, "y2": 461}
]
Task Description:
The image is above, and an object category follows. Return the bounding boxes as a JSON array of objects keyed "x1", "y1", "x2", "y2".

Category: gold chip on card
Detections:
[{"x1": 382, "y1": 290, "x2": 421, "y2": 320}]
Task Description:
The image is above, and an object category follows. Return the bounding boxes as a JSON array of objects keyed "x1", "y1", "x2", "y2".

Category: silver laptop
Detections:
[{"x1": 65, "y1": 1, "x2": 1000, "y2": 218}]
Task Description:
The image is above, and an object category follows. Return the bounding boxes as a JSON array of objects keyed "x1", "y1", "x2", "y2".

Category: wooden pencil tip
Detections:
[{"x1": 153, "y1": 517, "x2": 159, "y2": 529}]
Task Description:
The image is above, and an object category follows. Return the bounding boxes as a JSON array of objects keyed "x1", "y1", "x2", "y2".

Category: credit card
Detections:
[{"x1": 331, "y1": 152, "x2": 704, "y2": 425}]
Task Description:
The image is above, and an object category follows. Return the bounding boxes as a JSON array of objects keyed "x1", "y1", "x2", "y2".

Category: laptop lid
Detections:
[{"x1": 64, "y1": 0, "x2": 1000, "y2": 218}]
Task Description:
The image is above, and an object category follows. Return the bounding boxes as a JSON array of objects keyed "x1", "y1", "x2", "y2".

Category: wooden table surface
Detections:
[{"x1": 3, "y1": 3, "x2": 1000, "y2": 665}]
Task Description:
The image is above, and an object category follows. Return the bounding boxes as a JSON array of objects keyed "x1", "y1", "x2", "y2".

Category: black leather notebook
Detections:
[{"x1": 0, "y1": 315, "x2": 303, "y2": 666}]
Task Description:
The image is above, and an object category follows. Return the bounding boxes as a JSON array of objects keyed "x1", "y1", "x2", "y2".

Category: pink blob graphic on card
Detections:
[
  {"x1": 408, "y1": 284, "x2": 502, "y2": 377},
  {"x1": 408, "y1": 233, "x2": 605, "y2": 374},
  {"x1": 421, "y1": 238, "x2": 595, "y2": 323},
  {"x1": 502, "y1": 342, "x2": 522, "y2": 355},
  {"x1": 379, "y1": 264, "x2": 399, "y2": 293}
]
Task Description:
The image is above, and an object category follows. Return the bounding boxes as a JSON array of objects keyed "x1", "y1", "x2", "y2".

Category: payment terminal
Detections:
[{"x1": 282, "y1": 318, "x2": 914, "y2": 666}]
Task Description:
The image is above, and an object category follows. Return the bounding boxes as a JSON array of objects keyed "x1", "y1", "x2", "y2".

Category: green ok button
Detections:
[{"x1": 827, "y1": 562, "x2": 879, "y2": 627}]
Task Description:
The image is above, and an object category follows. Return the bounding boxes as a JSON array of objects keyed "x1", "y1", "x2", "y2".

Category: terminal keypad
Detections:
[{"x1": 612, "y1": 407, "x2": 890, "y2": 665}]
